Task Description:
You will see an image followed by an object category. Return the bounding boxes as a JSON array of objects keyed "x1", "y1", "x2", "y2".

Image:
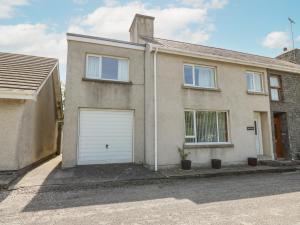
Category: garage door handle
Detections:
[{"x1": 105, "y1": 144, "x2": 110, "y2": 149}]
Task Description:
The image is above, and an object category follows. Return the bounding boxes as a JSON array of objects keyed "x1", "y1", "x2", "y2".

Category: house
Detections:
[
  {"x1": 265, "y1": 48, "x2": 300, "y2": 160},
  {"x1": 0, "y1": 52, "x2": 63, "y2": 171},
  {"x1": 62, "y1": 14, "x2": 300, "y2": 170}
]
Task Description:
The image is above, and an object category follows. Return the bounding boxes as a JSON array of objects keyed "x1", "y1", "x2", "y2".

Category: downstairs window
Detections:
[{"x1": 184, "y1": 110, "x2": 229, "y2": 144}]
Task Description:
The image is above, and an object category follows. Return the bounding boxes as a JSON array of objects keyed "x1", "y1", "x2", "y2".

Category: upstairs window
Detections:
[
  {"x1": 86, "y1": 54, "x2": 129, "y2": 81},
  {"x1": 270, "y1": 76, "x2": 281, "y2": 101},
  {"x1": 246, "y1": 71, "x2": 264, "y2": 93},
  {"x1": 184, "y1": 64, "x2": 216, "y2": 88}
]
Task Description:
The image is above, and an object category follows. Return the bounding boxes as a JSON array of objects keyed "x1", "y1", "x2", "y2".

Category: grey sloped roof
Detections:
[
  {"x1": 0, "y1": 52, "x2": 58, "y2": 91},
  {"x1": 142, "y1": 36, "x2": 300, "y2": 73}
]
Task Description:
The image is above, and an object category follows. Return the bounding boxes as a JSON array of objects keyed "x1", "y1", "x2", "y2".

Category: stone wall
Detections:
[
  {"x1": 276, "y1": 49, "x2": 300, "y2": 64},
  {"x1": 268, "y1": 69, "x2": 300, "y2": 159}
]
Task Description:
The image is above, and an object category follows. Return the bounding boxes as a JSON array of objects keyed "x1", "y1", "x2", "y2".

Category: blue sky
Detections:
[{"x1": 0, "y1": 0, "x2": 299, "y2": 81}]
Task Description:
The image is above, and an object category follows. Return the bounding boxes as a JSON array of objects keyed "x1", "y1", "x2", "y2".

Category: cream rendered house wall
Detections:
[
  {"x1": 17, "y1": 74, "x2": 58, "y2": 169},
  {"x1": 62, "y1": 40, "x2": 145, "y2": 168},
  {"x1": 0, "y1": 100, "x2": 25, "y2": 170},
  {"x1": 0, "y1": 72, "x2": 59, "y2": 171},
  {"x1": 150, "y1": 52, "x2": 273, "y2": 168}
]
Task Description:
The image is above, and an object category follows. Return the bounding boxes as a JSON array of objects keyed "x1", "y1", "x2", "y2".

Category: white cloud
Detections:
[
  {"x1": 262, "y1": 31, "x2": 290, "y2": 49},
  {"x1": 0, "y1": 0, "x2": 228, "y2": 81},
  {"x1": 0, "y1": 23, "x2": 66, "y2": 78},
  {"x1": 0, "y1": 0, "x2": 28, "y2": 19},
  {"x1": 180, "y1": 0, "x2": 228, "y2": 9},
  {"x1": 68, "y1": 1, "x2": 219, "y2": 44}
]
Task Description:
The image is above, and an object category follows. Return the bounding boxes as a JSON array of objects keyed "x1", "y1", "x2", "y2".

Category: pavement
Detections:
[
  {"x1": 0, "y1": 170, "x2": 300, "y2": 225},
  {"x1": 2, "y1": 155, "x2": 299, "y2": 190}
]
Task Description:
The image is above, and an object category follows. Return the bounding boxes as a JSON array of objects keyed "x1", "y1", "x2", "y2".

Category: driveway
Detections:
[
  {"x1": 9, "y1": 155, "x2": 163, "y2": 189},
  {"x1": 1, "y1": 170, "x2": 300, "y2": 225}
]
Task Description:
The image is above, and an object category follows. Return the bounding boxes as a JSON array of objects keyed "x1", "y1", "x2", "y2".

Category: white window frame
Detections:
[
  {"x1": 269, "y1": 76, "x2": 281, "y2": 101},
  {"x1": 246, "y1": 71, "x2": 264, "y2": 93},
  {"x1": 183, "y1": 64, "x2": 217, "y2": 89},
  {"x1": 184, "y1": 110, "x2": 230, "y2": 145},
  {"x1": 85, "y1": 54, "x2": 129, "y2": 82}
]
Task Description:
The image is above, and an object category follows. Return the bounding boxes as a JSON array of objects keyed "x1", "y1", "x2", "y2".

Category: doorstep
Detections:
[{"x1": 160, "y1": 165, "x2": 298, "y2": 179}]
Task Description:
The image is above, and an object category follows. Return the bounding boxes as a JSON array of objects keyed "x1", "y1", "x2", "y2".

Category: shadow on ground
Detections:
[{"x1": 22, "y1": 166, "x2": 300, "y2": 212}]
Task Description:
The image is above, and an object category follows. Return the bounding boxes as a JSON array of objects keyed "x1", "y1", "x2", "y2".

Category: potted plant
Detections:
[
  {"x1": 248, "y1": 157, "x2": 258, "y2": 166},
  {"x1": 211, "y1": 159, "x2": 222, "y2": 169},
  {"x1": 178, "y1": 147, "x2": 191, "y2": 170}
]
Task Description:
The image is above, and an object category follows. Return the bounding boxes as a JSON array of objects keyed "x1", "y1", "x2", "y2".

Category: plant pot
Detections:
[
  {"x1": 211, "y1": 159, "x2": 221, "y2": 169},
  {"x1": 248, "y1": 157, "x2": 257, "y2": 166},
  {"x1": 181, "y1": 160, "x2": 192, "y2": 170}
]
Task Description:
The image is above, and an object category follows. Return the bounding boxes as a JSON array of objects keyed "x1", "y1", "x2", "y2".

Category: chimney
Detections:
[
  {"x1": 276, "y1": 49, "x2": 300, "y2": 65},
  {"x1": 129, "y1": 14, "x2": 155, "y2": 44}
]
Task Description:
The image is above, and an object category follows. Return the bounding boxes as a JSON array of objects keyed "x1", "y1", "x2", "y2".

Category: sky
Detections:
[{"x1": 0, "y1": 0, "x2": 300, "y2": 81}]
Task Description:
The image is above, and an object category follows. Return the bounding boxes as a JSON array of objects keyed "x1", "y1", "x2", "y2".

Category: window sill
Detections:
[
  {"x1": 82, "y1": 78, "x2": 132, "y2": 85},
  {"x1": 184, "y1": 143, "x2": 234, "y2": 149},
  {"x1": 247, "y1": 91, "x2": 268, "y2": 96},
  {"x1": 182, "y1": 85, "x2": 221, "y2": 92}
]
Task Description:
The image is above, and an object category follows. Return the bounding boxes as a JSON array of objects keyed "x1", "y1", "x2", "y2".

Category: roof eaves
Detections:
[
  {"x1": 0, "y1": 88, "x2": 36, "y2": 100},
  {"x1": 157, "y1": 47, "x2": 300, "y2": 74},
  {"x1": 67, "y1": 33, "x2": 146, "y2": 50}
]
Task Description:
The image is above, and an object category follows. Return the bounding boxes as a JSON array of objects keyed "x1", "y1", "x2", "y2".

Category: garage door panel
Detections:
[{"x1": 78, "y1": 110, "x2": 133, "y2": 165}]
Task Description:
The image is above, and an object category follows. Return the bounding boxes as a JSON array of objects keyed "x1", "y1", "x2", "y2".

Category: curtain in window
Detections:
[
  {"x1": 184, "y1": 111, "x2": 195, "y2": 142},
  {"x1": 87, "y1": 56, "x2": 100, "y2": 78},
  {"x1": 217, "y1": 112, "x2": 228, "y2": 142},
  {"x1": 196, "y1": 111, "x2": 218, "y2": 142},
  {"x1": 246, "y1": 73, "x2": 254, "y2": 91},
  {"x1": 199, "y1": 67, "x2": 215, "y2": 88},
  {"x1": 270, "y1": 77, "x2": 279, "y2": 87},
  {"x1": 271, "y1": 89, "x2": 279, "y2": 101},
  {"x1": 118, "y1": 59, "x2": 129, "y2": 81},
  {"x1": 254, "y1": 73, "x2": 262, "y2": 92}
]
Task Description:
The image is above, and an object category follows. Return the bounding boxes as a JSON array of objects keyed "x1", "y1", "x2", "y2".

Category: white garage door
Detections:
[{"x1": 78, "y1": 109, "x2": 133, "y2": 165}]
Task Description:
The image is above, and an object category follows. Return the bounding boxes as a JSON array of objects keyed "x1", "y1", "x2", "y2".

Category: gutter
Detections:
[
  {"x1": 158, "y1": 47, "x2": 300, "y2": 74},
  {"x1": 0, "y1": 89, "x2": 35, "y2": 100}
]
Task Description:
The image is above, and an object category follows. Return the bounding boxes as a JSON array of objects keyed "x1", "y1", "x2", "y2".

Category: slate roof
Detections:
[
  {"x1": 142, "y1": 36, "x2": 300, "y2": 73},
  {"x1": 0, "y1": 52, "x2": 58, "y2": 91}
]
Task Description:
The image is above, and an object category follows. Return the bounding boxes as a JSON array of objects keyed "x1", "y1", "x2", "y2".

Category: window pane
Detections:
[
  {"x1": 184, "y1": 111, "x2": 195, "y2": 137},
  {"x1": 270, "y1": 76, "x2": 279, "y2": 87},
  {"x1": 254, "y1": 73, "x2": 262, "y2": 92},
  {"x1": 118, "y1": 59, "x2": 129, "y2": 81},
  {"x1": 218, "y1": 112, "x2": 228, "y2": 142},
  {"x1": 185, "y1": 137, "x2": 196, "y2": 143},
  {"x1": 195, "y1": 67, "x2": 200, "y2": 86},
  {"x1": 196, "y1": 111, "x2": 218, "y2": 142},
  {"x1": 246, "y1": 73, "x2": 254, "y2": 91},
  {"x1": 184, "y1": 65, "x2": 193, "y2": 85},
  {"x1": 271, "y1": 88, "x2": 279, "y2": 101},
  {"x1": 198, "y1": 67, "x2": 215, "y2": 88},
  {"x1": 102, "y1": 57, "x2": 118, "y2": 80},
  {"x1": 87, "y1": 56, "x2": 100, "y2": 78}
]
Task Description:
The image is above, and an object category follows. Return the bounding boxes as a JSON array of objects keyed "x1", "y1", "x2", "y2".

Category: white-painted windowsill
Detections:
[{"x1": 184, "y1": 143, "x2": 234, "y2": 149}]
